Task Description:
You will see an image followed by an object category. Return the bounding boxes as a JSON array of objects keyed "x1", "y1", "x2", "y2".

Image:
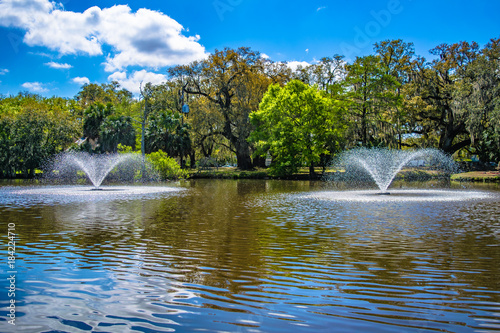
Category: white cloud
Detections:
[
  {"x1": 0, "y1": 69, "x2": 9, "y2": 75},
  {"x1": 286, "y1": 61, "x2": 311, "y2": 71},
  {"x1": 46, "y1": 61, "x2": 72, "y2": 69},
  {"x1": 261, "y1": 53, "x2": 270, "y2": 60},
  {"x1": 317, "y1": 6, "x2": 327, "y2": 12},
  {"x1": 108, "y1": 70, "x2": 168, "y2": 94},
  {"x1": 0, "y1": 0, "x2": 208, "y2": 71},
  {"x1": 72, "y1": 76, "x2": 90, "y2": 85},
  {"x1": 22, "y1": 81, "x2": 49, "y2": 92}
]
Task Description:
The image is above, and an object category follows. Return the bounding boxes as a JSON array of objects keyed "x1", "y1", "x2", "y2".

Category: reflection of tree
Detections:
[{"x1": 10, "y1": 181, "x2": 500, "y2": 312}]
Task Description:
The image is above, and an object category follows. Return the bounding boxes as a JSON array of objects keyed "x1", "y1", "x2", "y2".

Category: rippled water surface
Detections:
[{"x1": 1, "y1": 180, "x2": 500, "y2": 332}]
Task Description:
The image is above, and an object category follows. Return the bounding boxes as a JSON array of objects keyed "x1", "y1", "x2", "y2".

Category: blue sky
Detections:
[{"x1": 0, "y1": 0, "x2": 499, "y2": 98}]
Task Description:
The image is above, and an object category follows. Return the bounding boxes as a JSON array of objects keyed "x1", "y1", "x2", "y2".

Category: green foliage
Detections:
[
  {"x1": 100, "y1": 115, "x2": 136, "y2": 153},
  {"x1": 2, "y1": 38, "x2": 500, "y2": 181},
  {"x1": 75, "y1": 81, "x2": 133, "y2": 110},
  {"x1": 344, "y1": 55, "x2": 400, "y2": 147},
  {"x1": 147, "y1": 150, "x2": 189, "y2": 180},
  {"x1": 83, "y1": 103, "x2": 113, "y2": 140},
  {"x1": 250, "y1": 80, "x2": 347, "y2": 177},
  {"x1": 81, "y1": 103, "x2": 135, "y2": 153},
  {"x1": 0, "y1": 93, "x2": 79, "y2": 178},
  {"x1": 145, "y1": 111, "x2": 191, "y2": 157}
]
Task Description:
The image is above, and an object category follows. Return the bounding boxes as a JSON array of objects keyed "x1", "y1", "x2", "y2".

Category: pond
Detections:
[{"x1": 1, "y1": 179, "x2": 500, "y2": 332}]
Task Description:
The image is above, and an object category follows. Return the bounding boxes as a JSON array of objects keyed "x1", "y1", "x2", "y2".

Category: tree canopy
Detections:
[
  {"x1": 250, "y1": 80, "x2": 346, "y2": 177},
  {"x1": 1, "y1": 37, "x2": 499, "y2": 178}
]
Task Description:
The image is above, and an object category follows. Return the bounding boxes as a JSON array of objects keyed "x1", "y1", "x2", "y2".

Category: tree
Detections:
[
  {"x1": 99, "y1": 115, "x2": 136, "y2": 153},
  {"x1": 344, "y1": 55, "x2": 399, "y2": 147},
  {"x1": 169, "y1": 47, "x2": 270, "y2": 170},
  {"x1": 405, "y1": 41, "x2": 480, "y2": 154},
  {"x1": 250, "y1": 80, "x2": 346, "y2": 177},
  {"x1": 374, "y1": 39, "x2": 415, "y2": 148},
  {"x1": 145, "y1": 111, "x2": 191, "y2": 158},
  {"x1": 75, "y1": 81, "x2": 133, "y2": 110},
  {"x1": 82, "y1": 103, "x2": 135, "y2": 153},
  {"x1": 0, "y1": 93, "x2": 79, "y2": 177},
  {"x1": 137, "y1": 81, "x2": 193, "y2": 166},
  {"x1": 311, "y1": 55, "x2": 346, "y2": 93},
  {"x1": 82, "y1": 103, "x2": 113, "y2": 151},
  {"x1": 456, "y1": 38, "x2": 500, "y2": 162}
]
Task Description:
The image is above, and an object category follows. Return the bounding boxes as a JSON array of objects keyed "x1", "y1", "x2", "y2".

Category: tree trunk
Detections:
[
  {"x1": 361, "y1": 106, "x2": 367, "y2": 146},
  {"x1": 439, "y1": 113, "x2": 469, "y2": 155},
  {"x1": 235, "y1": 143, "x2": 253, "y2": 170},
  {"x1": 221, "y1": 110, "x2": 253, "y2": 170},
  {"x1": 189, "y1": 151, "x2": 196, "y2": 169},
  {"x1": 309, "y1": 163, "x2": 316, "y2": 179},
  {"x1": 253, "y1": 155, "x2": 266, "y2": 168}
]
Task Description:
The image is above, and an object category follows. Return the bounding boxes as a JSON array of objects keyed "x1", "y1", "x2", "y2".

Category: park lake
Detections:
[{"x1": 1, "y1": 178, "x2": 499, "y2": 332}]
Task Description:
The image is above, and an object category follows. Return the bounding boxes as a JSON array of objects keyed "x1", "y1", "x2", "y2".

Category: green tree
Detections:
[
  {"x1": 169, "y1": 47, "x2": 270, "y2": 170},
  {"x1": 145, "y1": 111, "x2": 191, "y2": 158},
  {"x1": 0, "y1": 93, "x2": 79, "y2": 178},
  {"x1": 250, "y1": 80, "x2": 346, "y2": 177},
  {"x1": 456, "y1": 38, "x2": 500, "y2": 162},
  {"x1": 82, "y1": 103, "x2": 113, "y2": 151},
  {"x1": 374, "y1": 39, "x2": 415, "y2": 148},
  {"x1": 75, "y1": 81, "x2": 133, "y2": 110},
  {"x1": 82, "y1": 103, "x2": 135, "y2": 153},
  {"x1": 344, "y1": 55, "x2": 399, "y2": 147},
  {"x1": 405, "y1": 41, "x2": 480, "y2": 154},
  {"x1": 100, "y1": 115, "x2": 136, "y2": 153}
]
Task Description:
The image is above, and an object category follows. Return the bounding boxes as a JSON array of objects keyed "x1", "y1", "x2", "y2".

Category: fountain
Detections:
[
  {"x1": 0, "y1": 151, "x2": 181, "y2": 206},
  {"x1": 337, "y1": 148, "x2": 457, "y2": 194},
  {"x1": 311, "y1": 147, "x2": 492, "y2": 202},
  {"x1": 54, "y1": 152, "x2": 138, "y2": 190}
]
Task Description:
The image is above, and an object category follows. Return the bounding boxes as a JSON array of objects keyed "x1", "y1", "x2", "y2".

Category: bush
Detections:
[{"x1": 147, "y1": 150, "x2": 188, "y2": 180}]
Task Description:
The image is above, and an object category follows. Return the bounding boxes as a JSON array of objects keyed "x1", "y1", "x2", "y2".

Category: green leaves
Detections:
[
  {"x1": 81, "y1": 103, "x2": 136, "y2": 153},
  {"x1": 0, "y1": 93, "x2": 79, "y2": 177},
  {"x1": 250, "y1": 80, "x2": 346, "y2": 177}
]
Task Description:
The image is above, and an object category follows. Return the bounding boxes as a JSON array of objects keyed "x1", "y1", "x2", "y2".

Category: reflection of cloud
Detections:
[
  {"x1": 0, "y1": 0, "x2": 208, "y2": 71},
  {"x1": 22, "y1": 81, "x2": 48, "y2": 92}
]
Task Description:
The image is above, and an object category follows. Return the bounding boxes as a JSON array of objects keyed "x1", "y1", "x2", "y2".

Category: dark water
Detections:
[{"x1": 1, "y1": 180, "x2": 500, "y2": 332}]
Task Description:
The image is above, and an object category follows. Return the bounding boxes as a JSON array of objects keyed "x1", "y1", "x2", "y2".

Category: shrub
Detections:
[{"x1": 147, "y1": 150, "x2": 189, "y2": 180}]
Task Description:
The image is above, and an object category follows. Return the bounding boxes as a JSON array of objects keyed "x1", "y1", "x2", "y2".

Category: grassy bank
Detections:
[
  {"x1": 3, "y1": 167, "x2": 498, "y2": 183},
  {"x1": 188, "y1": 167, "x2": 459, "y2": 181},
  {"x1": 451, "y1": 171, "x2": 500, "y2": 182}
]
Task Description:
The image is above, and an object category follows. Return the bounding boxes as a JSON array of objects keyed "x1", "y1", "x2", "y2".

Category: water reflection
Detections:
[{"x1": 1, "y1": 180, "x2": 499, "y2": 332}]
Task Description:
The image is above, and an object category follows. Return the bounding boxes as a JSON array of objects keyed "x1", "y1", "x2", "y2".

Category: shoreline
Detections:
[{"x1": 2, "y1": 169, "x2": 499, "y2": 183}]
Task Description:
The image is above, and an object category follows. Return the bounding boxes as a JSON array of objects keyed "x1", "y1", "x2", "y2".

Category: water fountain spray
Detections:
[
  {"x1": 337, "y1": 148, "x2": 456, "y2": 194},
  {"x1": 47, "y1": 152, "x2": 142, "y2": 189}
]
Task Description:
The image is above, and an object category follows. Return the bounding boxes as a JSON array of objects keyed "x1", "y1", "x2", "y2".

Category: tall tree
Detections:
[
  {"x1": 456, "y1": 38, "x2": 500, "y2": 161},
  {"x1": 344, "y1": 55, "x2": 399, "y2": 147},
  {"x1": 82, "y1": 103, "x2": 135, "y2": 153},
  {"x1": 145, "y1": 111, "x2": 191, "y2": 158},
  {"x1": 169, "y1": 47, "x2": 269, "y2": 170},
  {"x1": 250, "y1": 80, "x2": 346, "y2": 177},
  {"x1": 75, "y1": 81, "x2": 133, "y2": 110},
  {"x1": 374, "y1": 39, "x2": 415, "y2": 148},
  {"x1": 99, "y1": 115, "x2": 136, "y2": 153},
  {"x1": 311, "y1": 55, "x2": 346, "y2": 93},
  {"x1": 0, "y1": 94, "x2": 79, "y2": 177},
  {"x1": 405, "y1": 41, "x2": 480, "y2": 154}
]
